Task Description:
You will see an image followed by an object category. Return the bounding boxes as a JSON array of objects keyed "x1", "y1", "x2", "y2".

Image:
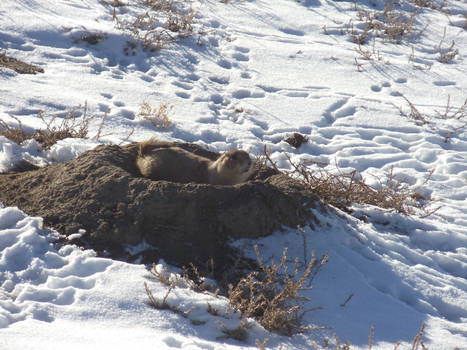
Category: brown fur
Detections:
[{"x1": 136, "y1": 140, "x2": 252, "y2": 185}]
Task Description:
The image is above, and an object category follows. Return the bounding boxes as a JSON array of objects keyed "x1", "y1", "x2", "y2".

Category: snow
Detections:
[{"x1": 1, "y1": 0, "x2": 466, "y2": 348}]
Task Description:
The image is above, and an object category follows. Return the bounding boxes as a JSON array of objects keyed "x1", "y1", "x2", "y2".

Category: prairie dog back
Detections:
[
  {"x1": 136, "y1": 140, "x2": 253, "y2": 185},
  {"x1": 136, "y1": 147, "x2": 210, "y2": 184}
]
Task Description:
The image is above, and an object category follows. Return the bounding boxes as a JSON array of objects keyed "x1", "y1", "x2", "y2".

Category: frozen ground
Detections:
[{"x1": 0, "y1": 0, "x2": 466, "y2": 348}]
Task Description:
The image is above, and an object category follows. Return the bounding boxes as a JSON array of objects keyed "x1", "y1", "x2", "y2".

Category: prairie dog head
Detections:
[{"x1": 213, "y1": 150, "x2": 253, "y2": 184}]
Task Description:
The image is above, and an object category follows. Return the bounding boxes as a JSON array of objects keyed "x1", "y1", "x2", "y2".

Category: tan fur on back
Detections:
[{"x1": 136, "y1": 140, "x2": 252, "y2": 185}]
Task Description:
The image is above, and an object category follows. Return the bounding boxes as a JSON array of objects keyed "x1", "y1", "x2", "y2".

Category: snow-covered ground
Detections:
[{"x1": 1, "y1": 0, "x2": 466, "y2": 348}]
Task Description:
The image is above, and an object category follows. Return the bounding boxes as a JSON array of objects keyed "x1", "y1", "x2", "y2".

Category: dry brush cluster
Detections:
[
  {"x1": 322, "y1": 0, "x2": 461, "y2": 69},
  {"x1": 262, "y1": 146, "x2": 438, "y2": 217},
  {"x1": 0, "y1": 99, "x2": 174, "y2": 151},
  {"x1": 137, "y1": 101, "x2": 173, "y2": 129},
  {"x1": 144, "y1": 246, "x2": 327, "y2": 341},
  {"x1": 350, "y1": 1, "x2": 419, "y2": 45},
  {"x1": 395, "y1": 93, "x2": 467, "y2": 143},
  {"x1": 228, "y1": 246, "x2": 327, "y2": 336},
  {"x1": 0, "y1": 103, "x2": 108, "y2": 150},
  {"x1": 112, "y1": 0, "x2": 195, "y2": 52}
]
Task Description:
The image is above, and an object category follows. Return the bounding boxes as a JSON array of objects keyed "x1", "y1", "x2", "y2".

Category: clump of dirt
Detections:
[
  {"x1": 284, "y1": 133, "x2": 308, "y2": 148},
  {"x1": 0, "y1": 141, "x2": 323, "y2": 267},
  {"x1": 0, "y1": 52, "x2": 44, "y2": 74}
]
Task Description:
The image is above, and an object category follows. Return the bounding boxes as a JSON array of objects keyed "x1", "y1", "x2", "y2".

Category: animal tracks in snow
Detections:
[
  {"x1": 370, "y1": 78, "x2": 407, "y2": 93},
  {"x1": 0, "y1": 207, "x2": 111, "y2": 327}
]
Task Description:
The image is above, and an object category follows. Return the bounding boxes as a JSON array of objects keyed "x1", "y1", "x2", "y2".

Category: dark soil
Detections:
[{"x1": 0, "y1": 141, "x2": 323, "y2": 271}]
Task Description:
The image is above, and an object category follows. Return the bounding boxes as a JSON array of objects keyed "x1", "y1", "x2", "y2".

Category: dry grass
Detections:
[
  {"x1": 113, "y1": 0, "x2": 194, "y2": 52},
  {"x1": 436, "y1": 95, "x2": 467, "y2": 120},
  {"x1": 409, "y1": 0, "x2": 447, "y2": 12},
  {"x1": 145, "y1": 265, "x2": 207, "y2": 322},
  {"x1": 354, "y1": 39, "x2": 382, "y2": 62},
  {"x1": 0, "y1": 116, "x2": 30, "y2": 145},
  {"x1": 263, "y1": 146, "x2": 439, "y2": 217},
  {"x1": 216, "y1": 320, "x2": 250, "y2": 342},
  {"x1": 353, "y1": 39, "x2": 382, "y2": 71},
  {"x1": 255, "y1": 338, "x2": 269, "y2": 350},
  {"x1": 0, "y1": 103, "x2": 109, "y2": 150},
  {"x1": 380, "y1": 3, "x2": 419, "y2": 43},
  {"x1": 394, "y1": 93, "x2": 430, "y2": 126},
  {"x1": 138, "y1": 101, "x2": 173, "y2": 129},
  {"x1": 35, "y1": 103, "x2": 106, "y2": 149},
  {"x1": 144, "y1": 283, "x2": 195, "y2": 318},
  {"x1": 206, "y1": 303, "x2": 219, "y2": 316},
  {"x1": 228, "y1": 246, "x2": 327, "y2": 336},
  {"x1": 347, "y1": 1, "x2": 419, "y2": 45},
  {"x1": 147, "y1": 263, "x2": 174, "y2": 286},
  {"x1": 319, "y1": 323, "x2": 428, "y2": 350},
  {"x1": 148, "y1": 262, "x2": 217, "y2": 294},
  {"x1": 182, "y1": 262, "x2": 217, "y2": 293},
  {"x1": 395, "y1": 93, "x2": 467, "y2": 142},
  {"x1": 437, "y1": 28, "x2": 459, "y2": 63}
]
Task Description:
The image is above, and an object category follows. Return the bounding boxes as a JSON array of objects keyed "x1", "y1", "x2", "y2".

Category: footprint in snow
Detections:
[
  {"x1": 240, "y1": 72, "x2": 252, "y2": 79},
  {"x1": 208, "y1": 75, "x2": 229, "y2": 85},
  {"x1": 175, "y1": 91, "x2": 190, "y2": 99},
  {"x1": 171, "y1": 80, "x2": 193, "y2": 90},
  {"x1": 231, "y1": 52, "x2": 249, "y2": 62},
  {"x1": 433, "y1": 80, "x2": 455, "y2": 86},
  {"x1": 217, "y1": 59, "x2": 232, "y2": 69}
]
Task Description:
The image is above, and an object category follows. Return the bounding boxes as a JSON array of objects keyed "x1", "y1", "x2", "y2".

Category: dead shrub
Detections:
[
  {"x1": 206, "y1": 303, "x2": 219, "y2": 316},
  {"x1": 147, "y1": 261, "x2": 218, "y2": 295},
  {"x1": 216, "y1": 320, "x2": 250, "y2": 342},
  {"x1": 255, "y1": 338, "x2": 269, "y2": 350},
  {"x1": 395, "y1": 93, "x2": 467, "y2": 142},
  {"x1": 137, "y1": 101, "x2": 173, "y2": 129},
  {"x1": 147, "y1": 262, "x2": 173, "y2": 286},
  {"x1": 436, "y1": 95, "x2": 467, "y2": 120},
  {"x1": 35, "y1": 103, "x2": 110, "y2": 149},
  {"x1": 0, "y1": 103, "x2": 109, "y2": 150},
  {"x1": 335, "y1": 1, "x2": 420, "y2": 45},
  {"x1": 0, "y1": 116, "x2": 30, "y2": 145},
  {"x1": 437, "y1": 28, "x2": 459, "y2": 63},
  {"x1": 228, "y1": 246, "x2": 327, "y2": 336},
  {"x1": 409, "y1": 0, "x2": 446, "y2": 11},
  {"x1": 379, "y1": 2, "x2": 418, "y2": 43},
  {"x1": 144, "y1": 282, "x2": 195, "y2": 318},
  {"x1": 182, "y1": 262, "x2": 217, "y2": 293},
  {"x1": 263, "y1": 146, "x2": 439, "y2": 217},
  {"x1": 113, "y1": 0, "x2": 194, "y2": 51},
  {"x1": 144, "y1": 265, "x2": 202, "y2": 320},
  {"x1": 324, "y1": 323, "x2": 429, "y2": 350},
  {"x1": 393, "y1": 93, "x2": 430, "y2": 126}
]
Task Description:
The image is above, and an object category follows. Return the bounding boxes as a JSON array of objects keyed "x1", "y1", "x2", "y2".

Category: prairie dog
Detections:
[{"x1": 136, "y1": 141, "x2": 253, "y2": 185}]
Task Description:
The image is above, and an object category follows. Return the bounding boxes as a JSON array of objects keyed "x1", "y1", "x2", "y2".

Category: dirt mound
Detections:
[{"x1": 0, "y1": 141, "x2": 323, "y2": 266}]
